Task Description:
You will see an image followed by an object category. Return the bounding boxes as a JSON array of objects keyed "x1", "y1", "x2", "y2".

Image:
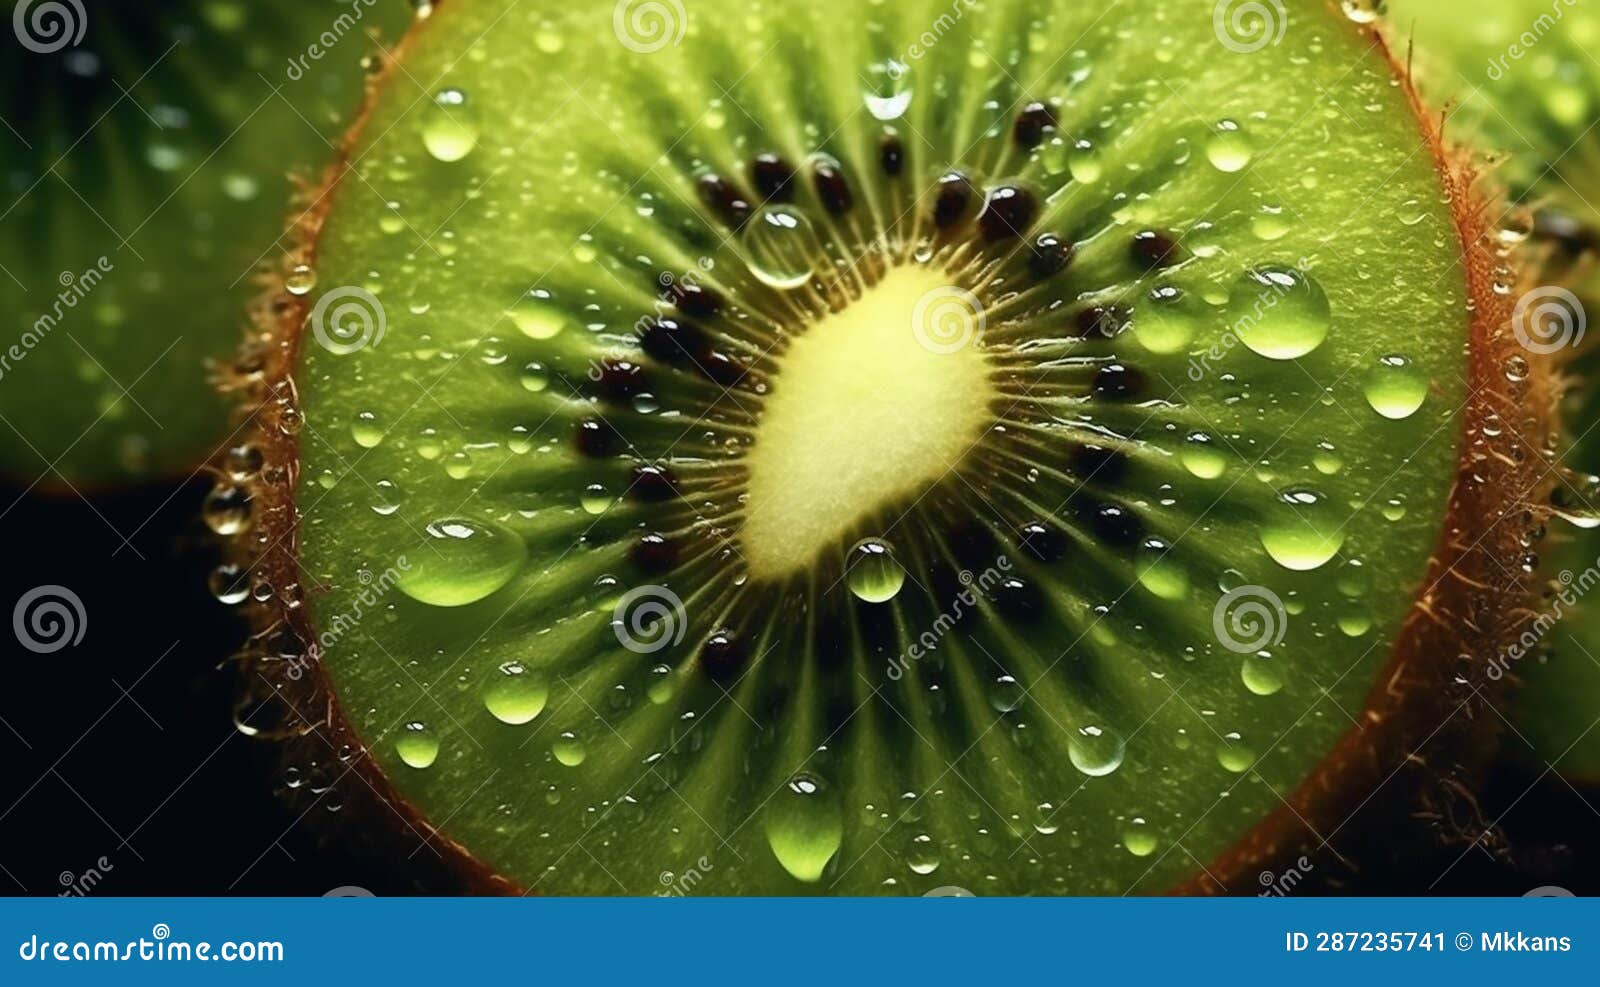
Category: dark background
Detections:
[{"x1": 0, "y1": 477, "x2": 1594, "y2": 897}]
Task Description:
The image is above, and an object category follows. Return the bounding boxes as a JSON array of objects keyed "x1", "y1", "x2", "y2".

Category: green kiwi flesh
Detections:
[
  {"x1": 0, "y1": 0, "x2": 406, "y2": 487},
  {"x1": 268, "y1": 0, "x2": 1511, "y2": 893}
]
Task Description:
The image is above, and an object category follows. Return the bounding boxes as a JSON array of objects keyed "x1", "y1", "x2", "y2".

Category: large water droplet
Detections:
[
  {"x1": 1068, "y1": 723, "x2": 1126, "y2": 777},
  {"x1": 422, "y1": 88, "x2": 479, "y2": 162},
  {"x1": 863, "y1": 61, "x2": 912, "y2": 120},
  {"x1": 846, "y1": 537, "x2": 905, "y2": 603},
  {"x1": 1260, "y1": 488, "x2": 1345, "y2": 571},
  {"x1": 552, "y1": 731, "x2": 587, "y2": 767},
  {"x1": 1135, "y1": 284, "x2": 1197, "y2": 354},
  {"x1": 1229, "y1": 267, "x2": 1330, "y2": 360},
  {"x1": 1206, "y1": 119, "x2": 1253, "y2": 173},
  {"x1": 1362, "y1": 354, "x2": 1428, "y2": 420},
  {"x1": 742, "y1": 206, "x2": 820, "y2": 290},
  {"x1": 396, "y1": 721, "x2": 440, "y2": 769},
  {"x1": 484, "y1": 661, "x2": 548, "y2": 725},
  {"x1": 509, "y1": 289, "x2": 572, "y2": 340},
  {"x1": 396, "y1": 518, "x2": 527, "y2": 606},
  {"x1": 764, "y1": 774, "x2": 843, "y2": 883}
]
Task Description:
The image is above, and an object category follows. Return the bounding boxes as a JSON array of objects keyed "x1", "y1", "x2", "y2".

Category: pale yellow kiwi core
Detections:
[{"x1": 740, "y1": 265, "x2": 998, "y2": 580}]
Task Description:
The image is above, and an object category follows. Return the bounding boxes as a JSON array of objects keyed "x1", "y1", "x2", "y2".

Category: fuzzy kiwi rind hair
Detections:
[{"x1": 217, "y1": 0, "x2": 1554, "y2": 894}]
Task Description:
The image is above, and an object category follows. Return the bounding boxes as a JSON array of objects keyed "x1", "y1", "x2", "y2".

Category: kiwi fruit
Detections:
[
  {"x1": 0, "y1": 0, "x2": 406, "y2": 488},
  {"x1": 227, "y1": 0, "x2": 1552, "y2": 893},
  {"x1": 1383, "y1": 0, "x2": 1600, "y2": 784}
]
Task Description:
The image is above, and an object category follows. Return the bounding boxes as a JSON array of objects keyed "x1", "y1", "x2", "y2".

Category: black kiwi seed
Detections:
[
  {"x1": 698, "y1": 173, "x2": 753, "y2": 228},
  {"x1": 1074, "y1": 304, "x2": 1130, "y2": 340},
  {"x1": 701, "y1": 630, "x2": 746, "y2": 683},
  {"x1": 1130, "y1": 229, "x2": 1181, "y2": 270},
  {"x1": 1017, "y1": 521, "x2": 1069, "y2": 564},
  {"x1": 751, "y1": 153, "x2": 796, "y2": 202},
  {"x1": 993, "y1": 577, "x2": 1044, "y2": 619},
  {"x1": 596, "y1": 358, "x2": 647, "y2": 402},
  {"x1": 1070, "y1": 444, "x2": 1130, "y2": 485},
  {"x1": 630, "y1": 533, "x2": 679, "y2": 574},
  {"x1": 812, "y1": 158, "x2": 854, "y2": 215},
  {"x1": 1030, "y1": 232, "x2": 1075, "y2": 279},
  {"x1": 880, "y1": 134, "x2": 905, "y2": 176},
  {"x1": 1093, "y1": 363, "x2": 1147, "y2": 401},
  {"x1": 574, "y1": 417, "x2": 619, "y2": 458},
  {"x1": 977, "y1": 186, "x2": 1040, "y2": 242},
  {"x1": 701, "y1": 350, "x2": 751, "y2": 388},
  {"x1": 628, "y1": 464, "x2": 680, "y2": 502},
  {"x1": 1079, "y1": 500, "x2": 1144, "y2": 549},
  {"x1": 933, "y1": 172, "x2": 976, "y2": 228},
  {"x1": 641, "y1": 317, "x2": 708, "y2": 364},
  {"x1": 668, "y1": 281, "x2": 724, "y2": 319},
  {"x1": 1013, "y1": 101, "x2": 1057, "y2": 149}
]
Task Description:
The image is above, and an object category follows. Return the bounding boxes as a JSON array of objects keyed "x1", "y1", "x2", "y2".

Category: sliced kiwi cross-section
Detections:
[
  {"x1": 236, "y1": 0, "x2": 1547, "y2": 893},
  {"x1": 0, "y1": 0, "x2": 405, "y2": 487}
]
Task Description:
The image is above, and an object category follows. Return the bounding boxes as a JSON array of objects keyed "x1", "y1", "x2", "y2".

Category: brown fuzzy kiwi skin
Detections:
[{"x1": 219, "y1": 3, "x2": 1552, "y2": 896}]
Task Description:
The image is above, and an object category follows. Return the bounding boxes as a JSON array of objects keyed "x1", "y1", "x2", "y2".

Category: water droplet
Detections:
[
  {"x1": 1206, "y1": 119, "x2": 1253, "y2": 173},
  {"x1": 285, "y1": 264, "x2": 317, "y2": 296},
  {"x1": 1068, "y1": 723, "x2": 1126, "y2": 777},
  {"x1": 553, "y1": 731, "x2": 587, "y2": 767},
  {"x1": 203, "y1": 483, "x2": 252, "y2": 535},
  {"x1": 581, "y1": 483, "x2": 612, "y2": 515},
  {"x1": 520, "y1": 362, "x2": 549, "y2": 392},
  {"x1": 396, "y1": 722, "x2": 439, "y2": 769},
  {"x1": 1182, "y1": 432, "x2": 1227, "y2": 480},
  {"x1": 863, "y1": 61, "x2": 912, "y2": 120},
  {"x1": 484, "y1": 662, "x2": 548, "y2": 724},
  {"x1": 351, "y1": 410, "x2": 385, "y2": 448},
  {"x1": 741, "y1": 206, "x2": 820, "y2": 290},
  {"x1": 1137, "y1": 540, "x2": 1190, "y2": 600},
  {"x1": 1261, "y1": 488, "x2": 1345, "y2": 571},
  {"x1": 764, "y1": 774, "x2": 843, "y2": 883},
  {"x1": 846, "y1": 537, "x2": 905, "y2": 603},
  {"x1": 989, "y1": 674, "x2": 1026, "y2": 713},
  {"x1": 422, "y1": 88, "x2": 479, "y2": 162},
  {"x1": 1229, "y1": 267, "x2": 1331, "y2": 360},
  {"x1": 1217, "y1": 733, "x2": 1254, "y2": 772},
  {"x1": 509, "y1": 290, "x2": 572, "y2": 340},
  {"x1": 1241, "y1": 654, "x2": 1286, "y2": 696},
  {"x1": 209, "y1": 563, "x2": 249, "y2": 605},
  {"x1": 1251, "y1": 203, "x2": 1289, "y2": 241},
  {"x1": 395, "y1": 518, "x2": 527, "y2": 607},
  {"x1": 1362, "y1": 354, "x2": 1428, "y2": 420},
  {"x1": 1135, "y1": 284, "x2": 1197, "y2": 354},
  {"x1": 371, "y1": 478, "x2": 403, "y2": 516},
  {"x1": 907, "y1": 833, "x2": 940, "y2": 875},
  {"x1": 1067, "y1": 139, "x2": 1103, "y2": 184},
  {"x1": 1122, "y1": 817, "x2": 1158, "y2": 857}
]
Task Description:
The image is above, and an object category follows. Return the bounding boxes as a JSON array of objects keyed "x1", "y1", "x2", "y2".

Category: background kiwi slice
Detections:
[
  {"x1": 0, "y1": 0, "x2": 406, "y2": 487},
  {"x1": 1384, "y1": 0, "x2": 1600, "y2": 784},
  {"x1": 238, "y1": 0, "x2": 1545, "y2": 893}
]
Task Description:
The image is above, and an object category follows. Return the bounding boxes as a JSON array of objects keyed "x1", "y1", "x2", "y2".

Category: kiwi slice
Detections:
[
  {"x1": 235, "y1": 0, "x2": 1548, "y2": 893},
  {"x1": 1383, "y1": 0, "x2": 1600, "y2": 252},
  {"x1": 0, "y1": 0, "x2": 406, "y2": 487}
]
